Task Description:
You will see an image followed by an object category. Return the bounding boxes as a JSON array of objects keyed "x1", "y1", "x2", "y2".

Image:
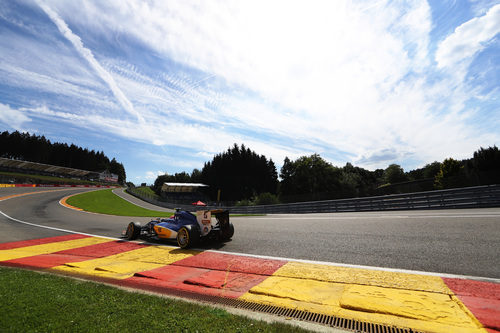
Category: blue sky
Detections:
[{"x1": 1, "y1": 0, "x2": 499, "y2": 184}]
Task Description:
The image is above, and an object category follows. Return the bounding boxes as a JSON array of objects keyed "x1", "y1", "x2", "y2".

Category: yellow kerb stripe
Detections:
[
  {"x1": 272, "y1": 262, "x2": 452, "y2": 293},
  {"x1": 239, "y1": 262, "x2": 486, "y2": 333},
  {"x1": 51, "y1": 246, "x2": 198, "y2": 279},
  {"x1": 0, "y1": 237, "x2": 112, "y2": 262}
]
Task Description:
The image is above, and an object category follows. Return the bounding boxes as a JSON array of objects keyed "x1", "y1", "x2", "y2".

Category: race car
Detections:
[{"x1": 123, "y1": 209, "x2": 234, "y2": 249}]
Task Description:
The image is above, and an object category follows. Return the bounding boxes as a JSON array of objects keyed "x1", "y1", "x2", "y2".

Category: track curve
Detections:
[{"x1": 1, "y1": 187, "x2": 499, "y2": 279}]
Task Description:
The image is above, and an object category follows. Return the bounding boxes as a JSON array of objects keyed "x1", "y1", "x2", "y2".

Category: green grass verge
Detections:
[
  {"x1": 132, "y1": 186, "x2": 159, "y2": 198},
  {"x1": 0, "y1": 267, "x2": 310, "y2": 333},
  {"x1": 66, "y1": 189, "x2": 172, "y2": 217},
  {"x1": 69, "y1": 188, "x2": 265, "y2": 217}
]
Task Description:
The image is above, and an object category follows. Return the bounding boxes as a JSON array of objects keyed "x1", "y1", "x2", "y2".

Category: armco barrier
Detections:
[
  {"x1": 0, "y1": 184, "x2": 120, "y2": 188},
  {"x1": 127, "y1": 184, "x2": 500, "y2": 214}
]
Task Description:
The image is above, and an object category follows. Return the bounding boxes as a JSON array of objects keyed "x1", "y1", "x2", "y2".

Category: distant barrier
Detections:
[
  {"x1": 0, "y1": 184, "x2": 34, "y2": 187},
  {"x1": 0, "y1": 184, "x2": 119, "y2": 188},
  {"x1": 127, "y1": 184, "x2": 500, "y2": 214}
]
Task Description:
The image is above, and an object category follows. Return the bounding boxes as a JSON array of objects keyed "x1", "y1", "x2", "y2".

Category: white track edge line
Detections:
[
  {"x1": 0, "y1": 210, "x2": 119, "y2": 241},
  {"x1": 205, "y1": 248, "x2": 500, "y2": 283},
  {"x1": 2, "y1": 209, "x2": 499, "y2": 284}
]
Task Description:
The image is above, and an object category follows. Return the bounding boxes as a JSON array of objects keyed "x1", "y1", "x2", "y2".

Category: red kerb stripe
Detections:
[{"x1": 0, "y1": 234, "x2": 89, "y2": 250}]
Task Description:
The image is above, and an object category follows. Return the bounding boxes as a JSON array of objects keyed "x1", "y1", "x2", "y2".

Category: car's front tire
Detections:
[
  {"x1": 125, "y1": 222, "x2": 141, "y2": 240},
  {"x1": 177, "y1": 225, "x2": 200, "y2": 249}
]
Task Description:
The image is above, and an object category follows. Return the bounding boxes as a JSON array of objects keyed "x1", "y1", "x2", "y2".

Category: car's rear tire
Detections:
[
  {"x1": 126, "y1": 222, "x2": 141, "y2": 240},
  {"x1": 221, "y1": 222, "x2": 234, "y2": 241},
  {"x1": 177, "y1": 225, "x2": 200, "y2": 249}
]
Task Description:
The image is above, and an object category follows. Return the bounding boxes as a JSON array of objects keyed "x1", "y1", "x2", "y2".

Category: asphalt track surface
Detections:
[{"x1": 1, "y1": 187, "x2": 499, "y2": 279}]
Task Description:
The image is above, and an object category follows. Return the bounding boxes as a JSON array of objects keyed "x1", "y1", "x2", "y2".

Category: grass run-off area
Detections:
[
  {"x1": 0, "y1": 267, "x2": 310, "y2": 333},
  {"x1": 67, "y1": 188, "x2": 263, "y2": 217},
  {"x1": 131, "y1": 186, "x2": 160, "y2": 198},
  {"x1": 66, "y1": 188, "x2": 172, "y2": 217}
]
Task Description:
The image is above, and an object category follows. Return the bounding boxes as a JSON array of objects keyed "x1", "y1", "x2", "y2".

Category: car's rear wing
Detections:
[
  {"x1": 212, "y1": 209, "x2": 229, "y2": 226},
  {"x1": 195, "y1": 209, "x2": 229, "y2": 227}
]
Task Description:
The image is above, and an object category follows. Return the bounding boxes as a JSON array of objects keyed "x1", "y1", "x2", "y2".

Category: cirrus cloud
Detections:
[{"x1": 0, "y1": 0, "x2": 498, "y2": 183}]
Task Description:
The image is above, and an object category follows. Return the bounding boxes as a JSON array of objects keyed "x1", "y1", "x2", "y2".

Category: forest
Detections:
[
  {"x1": 153, "y1": 144, "x2": 500, "y2": 204},
  {"x1": 153, "y1": 144, "x2": 278, "y2": 203},
  {"x1": 0, "y1": 131, "x2": 126, "y2": 184},
  {"x1": 2, "y1": 129, "x2": 498, "y2": 204}
]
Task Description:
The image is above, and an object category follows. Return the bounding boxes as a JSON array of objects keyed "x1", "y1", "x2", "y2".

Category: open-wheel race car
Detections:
[{"x1": 123, "y1": 209, "x2": 234, "y2": 249}]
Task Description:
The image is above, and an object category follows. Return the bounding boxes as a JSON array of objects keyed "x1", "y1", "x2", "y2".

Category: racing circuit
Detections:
[{"x1": 1, "y1": 187, "x2": 500, "y2": 332}]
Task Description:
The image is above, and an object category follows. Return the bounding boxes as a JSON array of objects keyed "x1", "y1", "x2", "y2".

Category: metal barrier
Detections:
[{"x1": 127, "y1": 184, "x2": 500, "y2": 214}]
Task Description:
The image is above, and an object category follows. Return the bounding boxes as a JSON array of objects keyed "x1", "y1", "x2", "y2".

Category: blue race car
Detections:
[{"x1": 123, "y1": 209, "x2": 234, "y2": 249}]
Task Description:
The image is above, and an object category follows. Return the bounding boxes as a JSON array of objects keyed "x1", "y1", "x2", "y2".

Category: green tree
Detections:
[
  {"x1": 340, "y1": 162, "x2": 379, "y2": 197},
  {"x1": 470, "y1": 146, "x2": 500, "y2": 185},
  {"x1": 423, "y1": 161, "x2": 442, "y2": 179},
  {"x1": 434, "y1": 158, "x2": 464, "y2": 189},
  {"x1": 200, "y1": 144, "x2": 278, "y2": 201},
  {"x1": 383, "y1": 164, "x2": 407, "y2": 184},
  {"x1": 254, "y1": 192, "x2": 280, "y2": 205},
  {"x1": 190, "y1": 168, "x2": 202, "y2": 183},
  {"x1": 0, "y1": 130, "x2": 124, "y2": 183},
  {"x1": 279, "y1": 154, "x2": 343, "y2": 201},
  {"x1": 408, "y1": 161, "x2": 441, "y2": 181},
  {"x1": 109, "y1": 158, "x2": 126, "y2": 184}
]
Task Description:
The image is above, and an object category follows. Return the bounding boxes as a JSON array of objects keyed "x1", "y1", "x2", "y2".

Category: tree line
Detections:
[
  {"x1": 153, "y1": 144, "x2": 500, "y2": 204},
  {"x1": 0, "y1": 131, "x2": 126, "y2": 183},
  {"x1": 153, "y1": 144, "x2": 278, "y2": 202}
]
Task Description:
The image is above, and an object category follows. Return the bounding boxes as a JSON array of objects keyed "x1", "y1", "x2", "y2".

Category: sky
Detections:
[{"x1": 0, "y1": 0, "x2": 499, "y2": 184}]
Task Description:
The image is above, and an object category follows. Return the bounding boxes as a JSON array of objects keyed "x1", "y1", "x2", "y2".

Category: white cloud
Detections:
[
  {"x1": 46, "y1": 1, "x2": 425, "y2": 114},
  {"x1": 35, "y1": 0, "x2": 145, "y2": 124},
  {"x1": 143, "y1": 171, "x2": 164, "y2": 180},
  {"x1": 392, "y1": 0, "x2": 432, "y2": 71},
  {"x1": 436, "y1": 4, "x2": 500, "y2": 70},
  {"x1": 54, "y1": 2, "x2": 497, "y2": 162},
  {"x1": 0, "y1": 103, "x2": 31, "y2": 129},
  {"x1": 3, "y1": 0, "x2": 498, "y2": 174},
  {"x1": 85, "y1": 2, "x2": 428, "y2": 162},
  {"x1": 0, "y1": 15, "x2": 122, "y2": 116}
]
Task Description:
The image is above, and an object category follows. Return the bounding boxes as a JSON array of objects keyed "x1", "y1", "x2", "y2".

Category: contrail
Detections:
[{"x1": 36, "y1": 1, "x2": 145, "y2": 125}]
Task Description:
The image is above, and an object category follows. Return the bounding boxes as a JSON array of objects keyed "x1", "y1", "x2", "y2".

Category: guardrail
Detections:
[
  {"x1": 127, "y1": 184, "x2": 500, "y2": 214},
  {"x1": 0, "y1": 183, "x2": 119, "y2": 188}
]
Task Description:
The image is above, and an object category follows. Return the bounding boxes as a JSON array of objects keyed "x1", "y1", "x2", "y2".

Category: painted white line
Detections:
[
  {"x1": 206, "y1": 248, "x2": 500, "y2": 284},
  {"x1": 0, "y1": 209, "x2": 182, "y2": 250},
  {"x1": 0, "y1": 210, "x2": 119, "y2": 241},
  {"x1": 241, "y1": 214, "x2": 500, "y2": 220}
]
